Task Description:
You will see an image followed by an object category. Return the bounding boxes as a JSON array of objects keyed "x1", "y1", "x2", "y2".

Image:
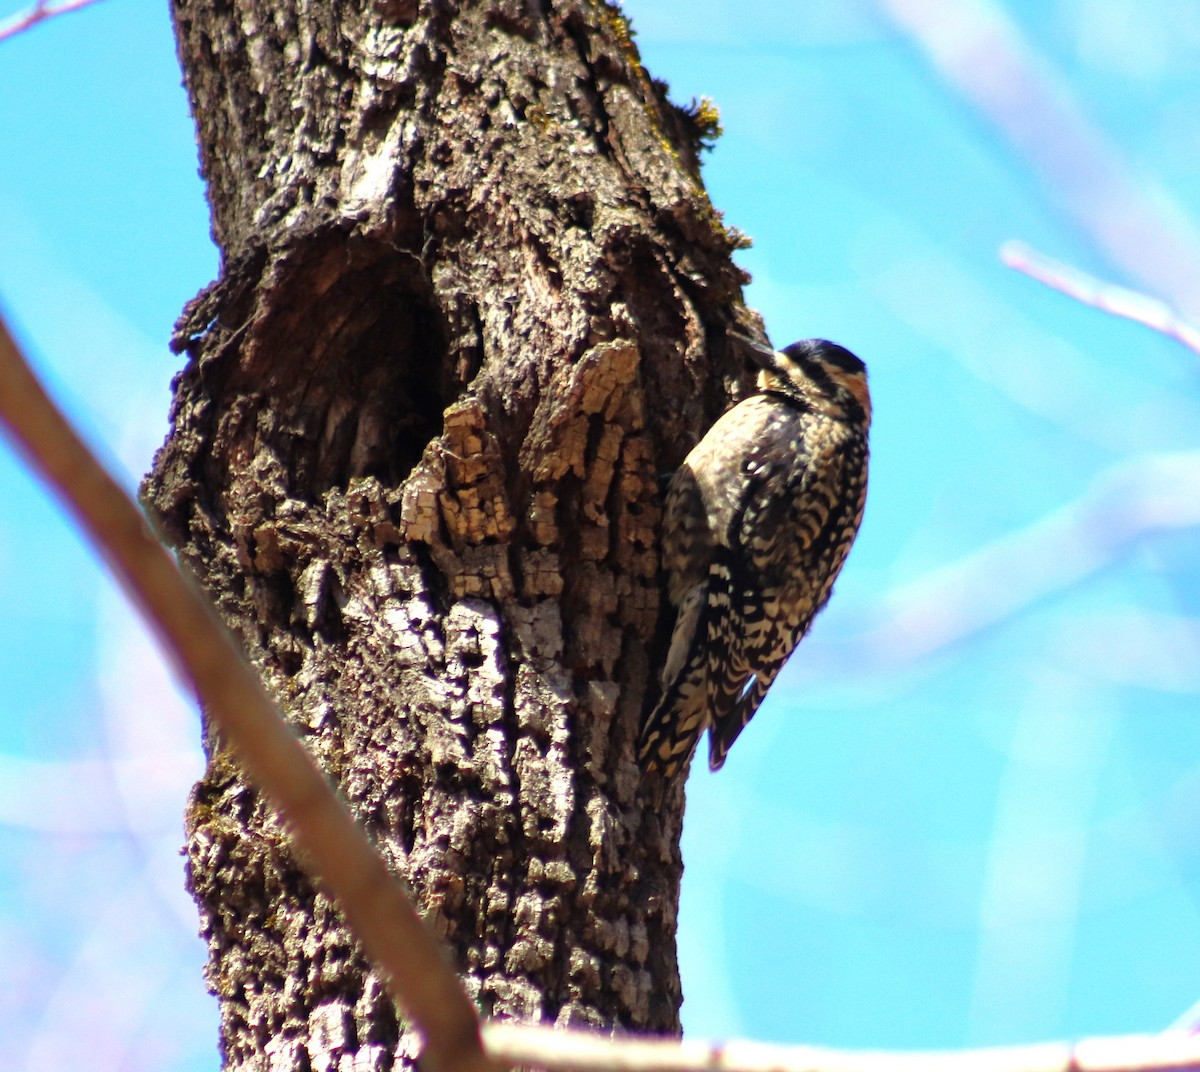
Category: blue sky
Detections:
[{"x1": 2, "y1": 1, "x2": 1200, "y2": 1068}]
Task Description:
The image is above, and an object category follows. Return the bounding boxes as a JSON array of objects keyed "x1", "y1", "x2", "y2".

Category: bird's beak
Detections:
[{"x1": 729, "y1": 331, "x2": 778, "y2": 372}]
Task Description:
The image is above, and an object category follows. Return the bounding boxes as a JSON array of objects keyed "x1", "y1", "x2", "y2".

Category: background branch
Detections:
[
  {"x1": 1001, "y1": 242, "x2": 1200, "y2": 357},
  {"x1": 0, "y1": 0, "x2": 106, "y2": 43},
  {"x1": 875, "y1": 0, "x2": 1200, "y2": 319}
]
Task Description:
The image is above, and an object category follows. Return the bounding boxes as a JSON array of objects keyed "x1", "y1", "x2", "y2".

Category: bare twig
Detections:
[
  {"x1": 0, "y1": 0, "x2": 107, "y2": 43},
  {"x1": 1001, "y1": 242, "x2": 1200, "y2": 357},
  {"x1": 0, "y1": 311, "x2": 490, "y2": 1072},
  {"x1": 482, "y1": 1023, "x2": 1200, "y2": 1072}
]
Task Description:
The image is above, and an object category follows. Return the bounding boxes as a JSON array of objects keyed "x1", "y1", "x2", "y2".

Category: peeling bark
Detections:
[{"x1": 148, "y1": 0, "x2": 757, "y2": 1066}]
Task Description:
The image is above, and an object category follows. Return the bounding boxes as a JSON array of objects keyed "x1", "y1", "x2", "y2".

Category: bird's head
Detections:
[{"x1": 739, "y1": 335, "x2": 871, "y2": 426}]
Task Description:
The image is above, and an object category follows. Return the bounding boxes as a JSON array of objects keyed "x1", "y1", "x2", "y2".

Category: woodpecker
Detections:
[{"x1": 637, "y1": 335, "x2": 870, "y2": 778}]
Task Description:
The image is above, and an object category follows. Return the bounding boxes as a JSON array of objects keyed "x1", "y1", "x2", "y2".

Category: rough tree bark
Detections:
[{"x1": 146, "y1": 1, "x2": 756, "y2": 1068}]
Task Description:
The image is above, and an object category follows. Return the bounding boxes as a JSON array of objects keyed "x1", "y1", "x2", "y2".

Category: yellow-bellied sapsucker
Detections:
[{"x1": 637, "y1": 336, "x2": 871, "y2": 778}]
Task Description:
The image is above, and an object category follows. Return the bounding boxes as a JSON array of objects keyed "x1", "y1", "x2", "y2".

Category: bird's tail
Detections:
[
  {"x1": 637, "y1": 678, "x2": 708, "y2": 778},
  {"x1": 708, "y1": 674, "x2": 772, "y2": 770}
]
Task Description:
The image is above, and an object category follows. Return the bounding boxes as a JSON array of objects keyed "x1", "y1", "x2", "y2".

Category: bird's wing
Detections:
[
  {"x1": 637, "y1": 582, "x2": 709, "y2": 776},
  {"x1": 707, "y1": 427, "x2": 847, "y2": 768}
]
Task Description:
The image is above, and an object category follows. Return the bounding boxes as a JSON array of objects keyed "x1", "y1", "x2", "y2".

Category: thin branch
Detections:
[
  {"x1": 1001, "y1": 242, "x2": 1200, "y2": 357},
  {"x1": 0, "y1": 0, "x2": 107, "y2": 43},
  {"x1": 482, "y1": 1023, "x2": 1200, "y2": 1072},
  {"x1": 0, "y1": 310, "x2": 491, "y2": 1072}
]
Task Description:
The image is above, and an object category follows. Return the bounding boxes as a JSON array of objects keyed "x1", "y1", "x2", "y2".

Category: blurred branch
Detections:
[
  {"x1": 858, "y1": 451, "x2": 1200, "y2": 667},
  {"x1": 483, "y1": 1024, "x2": 1200, "y2": 1072},
  {"x1": 0, "y1": 310, "x2": 489, "y2": 1072},
  {"x1": 1002, "y1": 242, "x2": 1200, "y2": 357},
  {"x1": 0, "y1": 0, "x2": 107, "y2": 43},
  {"x1": 0, "y1": 750, "x2": 199, "y2": 834},
  {"x1": 875, "y1": 0, "x2": 1200, "y2": 320}
]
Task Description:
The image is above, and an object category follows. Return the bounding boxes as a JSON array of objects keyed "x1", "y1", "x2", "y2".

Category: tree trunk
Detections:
[{"x1": 146, "y1": 1, "x2": 754, "y2": 1067}]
